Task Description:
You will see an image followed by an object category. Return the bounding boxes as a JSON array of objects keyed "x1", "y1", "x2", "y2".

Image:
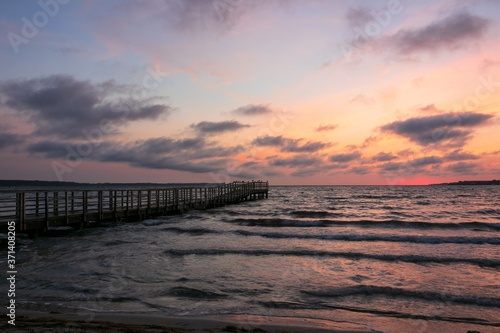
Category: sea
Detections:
[{"x1": 1, "y1": 185, "x2": 499, "y2": 333}]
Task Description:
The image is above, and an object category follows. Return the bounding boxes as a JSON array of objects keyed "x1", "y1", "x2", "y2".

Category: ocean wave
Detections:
[
  {"x1": 164, "y1": 249, "x2": 500, "y2": 268},
  {"x1": 473, "y1": 209, "x2": 500, "y2": 215},
  {"x1": 256, "y1": 301, "x2": 500, "y2": 327},
  {"x1": 302, "y1": 285, "x2": 500, "y2": 308},
  {"x1": 291, "y1": 210, "x2": 331, "y2": 218},
  {"x1": 167, "y1": 286, "x2": 227, "y2": 299},
  {"x1": 160, "y1": 226, "x2": 220, "y2": 236},
  {"x1": 226, "y1": 218, "x2": 500, "y2": 231},
  {"x1": 351, "y1": 194, "x2": 403, "y2": 200},
  {"x1": 159, "y1": 226, "x2": 500, "y2": 244},
  {"x1": 232, "y1": 230, "x2": 500, "y2": 245}
]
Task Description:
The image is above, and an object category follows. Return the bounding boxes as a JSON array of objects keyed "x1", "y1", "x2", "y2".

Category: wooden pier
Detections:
[{"x1": 0, "y1": 181, "x2": 268, "y2": 235}]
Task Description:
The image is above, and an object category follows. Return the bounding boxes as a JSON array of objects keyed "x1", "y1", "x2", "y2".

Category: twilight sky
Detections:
[{"x1": 0, "y1": 0, "x2": 499, "y2": 185}]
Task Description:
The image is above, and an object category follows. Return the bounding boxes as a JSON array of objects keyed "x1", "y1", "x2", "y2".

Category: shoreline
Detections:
[{"x1": 3, "y1": 310, "x2": 376, "y2": 333}]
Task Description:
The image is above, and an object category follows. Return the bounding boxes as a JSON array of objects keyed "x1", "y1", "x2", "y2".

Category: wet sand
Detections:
[{"x1": 2, "y1": 310, "x2": 375, "y2": 333}]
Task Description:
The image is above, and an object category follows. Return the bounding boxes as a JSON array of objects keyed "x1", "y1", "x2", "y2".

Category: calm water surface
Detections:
[{"x1": 1, "y1": 185, "x2": 499, "y2": 332}]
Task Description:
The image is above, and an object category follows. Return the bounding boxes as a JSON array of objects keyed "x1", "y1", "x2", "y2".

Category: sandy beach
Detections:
[{"x1": 2, "y1": 311, "x2": 375, "y2": 333}]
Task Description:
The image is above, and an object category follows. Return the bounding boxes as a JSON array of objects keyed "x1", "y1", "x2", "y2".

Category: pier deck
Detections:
[{"x1": 0, "y1": 181, "x2": 268, "y2": 235}]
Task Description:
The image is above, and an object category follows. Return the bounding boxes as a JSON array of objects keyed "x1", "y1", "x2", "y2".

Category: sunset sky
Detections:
[{"x1": 0, "y1": 0, "x2": 499, "y2": 185}]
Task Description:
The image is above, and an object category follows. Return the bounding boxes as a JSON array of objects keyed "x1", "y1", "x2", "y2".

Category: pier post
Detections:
[
  {"x1": 137, "y1": 190, "x2": 142, "y2": 218},
  {"x1": 16, "y1": 193, "x2": 26, "y2": 231},
  {"x1": 65, "y1": 191, "x2": 69, "y2": 224},
  {"x1": 53, "y1": 192, "x2": 59, "y2": 216},
  {"x1": 36, "y1": 192, "x2": 39, "y2": 216},
  {"x1": 98, "y1": 190, "x2": 103, "y2": 220},
  {"x1": 147, "y1": 190, "x2": 152, "y2": 215},
  {"x1": 44, "y1": 192, "x2": 49, "y2": 222},
  {"x1": 82, "y1": 191, "x2": 88, "y2": 226}
]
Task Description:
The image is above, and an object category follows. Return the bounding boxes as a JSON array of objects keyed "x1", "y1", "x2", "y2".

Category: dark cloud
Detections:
[
  {"x1": 27, "y1": 140, "x2": 69, "y2": 158},
  {"x1": 26, "y1": 135, "x2": 244, "y2": 174},
  {"x1": 379, "y1": 156, "x2": 441, "y2": 172},
  {"x1": 283, "y1": 141, "x2": 330, "y2": 153},
  {"x1": 380, "y1": 162, "x2": 403, "y2": 172},
  {"x1": 345, "y1": 7, "x2": 372, "y2": 27},
  {"x1": 269, "y1": 156, "x2": 322, "y2": 168},
  {"x1": 0, "y1": 75, "x2": 172, "y2": 139},
  {"x1": 381, "y1": 112, "x2": 493, "y2": 147},
  {"x1": 315, "y1": 124, "x2": 337, "y2": 132},
  {"x1": 347, "y1": 166, "x2": 370, "y2": 175},
  {"x1": 411, "y1": 156, "x2": 443, "y2": 167},
  {"x1": 232, "y1": 104, "x2": 273, "y2": 116},
  {"x1": 290, "y1": 166, "x2": 330, "y2": 177},
  {"x1": 138, "y1": 137, "x2": 205, "y2": 154},
  {"x1": 329, "y1": 151, "x2": 362, "y2": 163},
  {"x1": 445, "y1": 162, "x2": 479, "y2": 174},
  {"x1": 252, "y1": 135, "x2": 286, "y2": 147},
  {"x1": 372, "y1": 152, "x2": 396, "y2": 162},
  {"x1": 444, "y1": 150, "x2": 479, "y2": 161},
  {"x1": 252, "y1": 135, "x2": 330, "y2": 153},
  {"x1": 388, "y1": 11, "x2": 490, "y2": 55},
  {"x1": 0, "y1": 132, "x2": 25, "y2": 150},
  {"x1": 191, "y1": 120, "x2": 250, "y2": 134}
]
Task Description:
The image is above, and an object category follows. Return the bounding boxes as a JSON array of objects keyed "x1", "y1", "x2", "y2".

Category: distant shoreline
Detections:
[
  {"x1": 0, "y1": 179, "x2": 215, "y2": 188},
  {"x1": 430, "y1": 179, "x2": 500, "y2": 186}
]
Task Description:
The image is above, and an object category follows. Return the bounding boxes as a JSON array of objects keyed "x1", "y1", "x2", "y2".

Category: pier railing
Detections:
[{"x1": 0, "y1": 181, "x2": 268, "y2": 234}]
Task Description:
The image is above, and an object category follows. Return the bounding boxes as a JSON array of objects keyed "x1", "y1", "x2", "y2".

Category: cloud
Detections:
[
  {"x1": 419, "y1": 104, "x2": 439, "y2": 113},
  {"x1": 388, "y1": 11, "x2": 490, "y2": 55},
  {"x1": 347, "y1": 166, "x2": 370, "y2": 175},
  {"x1": 283, "y1": 141, "x2": 330, "y2": 153},
  {"x1": 315, "y1": 124, "x2": 337, "y2": 132},
  {"x1": 0, "y1": 132, "x2": 25, "y2": 150},
  {"x1": 345, "y1": 7, "x2": 372, "y2": 27},
  {"x1": 138, "y1": 137, "x2": 206, "y2": 154},
  {"x1": 232, "y1": 104, "x2": 273, "y2": 116},
  {"x1": 252, "y1": 135, "x2": 330, "y2": 153},
  {"x1": 290, "y1": 165, "x2": 330, "y2": 177},
  {"x1": 444, "y1": 150, "x2": 479, "y2": 161},
  {"x1": 0, "y1": 75, "x2": 172, "y2": 139},
  {"x1": 27, "y1": 140, "x2": 69, "y2": 158},
  {"x1": 381, "y1": 112, "x2": 493, "y2": 147},
  {"x1": 411, "y1": 156, "x2": 443, "y2": 167},
  {"x1": 329, "y1": 151, "x2": 362, "y2": 163},
  {"x1": 26, "y1": 135, "x2": 245, "y2": 174},
  {"x1": 445, "y1": 162, "x2": 480, "y2": 174},
  {"x1": 191, "y1": 120, "x2": 250, "y2": 134},
  {"x1": 372, "y1": 152, "x2": 396, "y2": 162},
  {"x1": 269, "y1": 156, "x2": 322, "y2": 168},
  {"x1": 379, "y1": 155, "x2": 444, "y2": 174},
  {"x1": 350, "y1": 94, "x2": 374, "y2": 105},
  {"x1": 252, "y1": 135, "x2": 286, "y2": 147}
]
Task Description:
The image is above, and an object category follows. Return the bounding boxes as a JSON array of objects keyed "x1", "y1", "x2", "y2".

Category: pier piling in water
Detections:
[{"x1": 0, "y1": 181, "x2": 269, "y2": 236}]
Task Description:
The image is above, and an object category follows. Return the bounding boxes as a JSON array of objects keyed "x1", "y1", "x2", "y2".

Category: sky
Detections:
[{"x1": 0, "y1": 0, "x2": 499, "y2": 185}]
